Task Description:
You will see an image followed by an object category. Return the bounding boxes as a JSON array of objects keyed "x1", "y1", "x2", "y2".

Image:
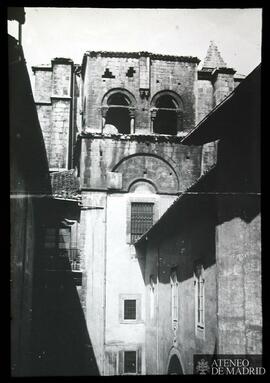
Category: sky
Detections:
[{"x1": 8, "y1": 7, "x2": 262, "y2": 86}]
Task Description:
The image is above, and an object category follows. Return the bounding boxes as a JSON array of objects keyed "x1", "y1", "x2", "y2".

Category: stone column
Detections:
[
  {"x1": 176, "y1": 110, "x2": 183, "y2": 135},
  {"x1": 129, "y1": 109, "x2": 135, "y2": 134},
  {"x1": 101, "y1": 107, "x2": 108, "y2": 130}
]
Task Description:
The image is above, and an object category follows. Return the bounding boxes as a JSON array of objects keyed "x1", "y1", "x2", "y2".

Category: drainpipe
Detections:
[
  {"x1": 18, "y1": 22, "x2": 22, "y2": 45},
  {"x1": 156, "y1": 246, "x2": 160, "y2": 374},
  {"x1": 103, "y1": 195, "x2": 108, "y2": 375}
]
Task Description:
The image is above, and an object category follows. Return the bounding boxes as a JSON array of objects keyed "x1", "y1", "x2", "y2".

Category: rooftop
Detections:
[{"x1": 84, "y1": 50, "x2": 200, "y2": 63}]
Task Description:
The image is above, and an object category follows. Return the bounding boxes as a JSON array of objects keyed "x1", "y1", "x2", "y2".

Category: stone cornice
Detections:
[
  {"x1": 85, "y1": 50, "x2": 200, "y2": 63},
  {"x1": 79, "y1": 132, "x2": 187, "y2": 144}
]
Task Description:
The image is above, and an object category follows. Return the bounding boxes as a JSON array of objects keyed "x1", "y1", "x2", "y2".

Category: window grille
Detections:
[
  {"x1": 124, "y1": 351, "x2": 137, "y2": 374},
  {"x1": 131, "y1": 202, "x2": 154, "y2": 243},
  {"x1": 124, "y1": 299, "x2": 136, "y2": 320},
  {"x1": 43, "y1": 227, "x2": 81, "y2": 271}
]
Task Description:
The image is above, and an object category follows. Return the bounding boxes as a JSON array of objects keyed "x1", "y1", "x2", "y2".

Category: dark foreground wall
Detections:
[{"x1": 10, "y1": 34, "x2": 99, "y2": 376}]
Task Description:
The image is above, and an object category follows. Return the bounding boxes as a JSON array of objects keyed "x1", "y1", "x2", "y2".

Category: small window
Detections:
[
  {"x1": 170, "y1": 269, "x2": 179, "y2": 328},
  {"x1": 131, "y1": 202, "x2": 154, "y2": 243},
  {"x1": 119, "y1": 294, "x2": 141, "y2": 323},
  {"x1": 118, "y1": 349, "x2": 141, "y2": 375},
  {"x1": 194, "y1": 264, "x2": 205, "y2": 335},
  {"x1": 124, "y1": 299, "x2": 136, "y2": 320},
  {"x1": 124, "y1": 351, "x2": 137, "y2": 374}
]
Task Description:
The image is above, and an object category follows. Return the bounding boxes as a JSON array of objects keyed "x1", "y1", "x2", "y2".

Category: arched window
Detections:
[
  {"x1": 151, "y1": 92, "x2": 183, "y2": 135},
  {"x1": 102, "y1": 90, "x2": 135, "y2": 134}
]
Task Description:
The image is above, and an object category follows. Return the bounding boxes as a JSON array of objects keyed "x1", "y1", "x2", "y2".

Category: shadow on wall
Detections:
[{"x1": 31, "y1": 250, "x2": 99, "y2": 376}]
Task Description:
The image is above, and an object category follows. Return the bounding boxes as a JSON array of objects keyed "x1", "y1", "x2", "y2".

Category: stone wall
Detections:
[
  {"x1": 80, "y1": 135, "x2": 202, "y2": 193},
  {"x1": 82, "y1": 53, "x2": 198, "y2": 134},
  {"x1": 33, "y1": 59, "x2": 77, "y2": 170}
]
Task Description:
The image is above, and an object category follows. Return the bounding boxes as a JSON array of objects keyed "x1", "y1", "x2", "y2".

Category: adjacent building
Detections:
[
  {"x1": 9, "y1": 20, "x2": 98, "y2": 376},
  {"x1": 135, "y1": 64, "x2": 261, "y2": 374}
]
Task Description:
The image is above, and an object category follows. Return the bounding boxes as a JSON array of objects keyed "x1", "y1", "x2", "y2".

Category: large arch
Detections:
[
  {"x1": 166, "y1": 347, "x2": 184, "y2": 375},
  {"x1": 112, "y1": 153, "x2": 180, "y2": 193}
]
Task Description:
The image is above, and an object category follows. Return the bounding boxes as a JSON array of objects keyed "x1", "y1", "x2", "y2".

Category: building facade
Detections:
[
  {"x1": 136, "y1": 65, "x2": 261, "y2": 374},
  {"x1": 32, "y1": 43, "x2": 247, "y2": 375}
]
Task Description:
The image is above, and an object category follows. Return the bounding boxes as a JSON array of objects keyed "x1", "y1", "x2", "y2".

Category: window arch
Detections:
[
  {"x1": 151, "y1": 91, "x2": 183, "y2": 136},
  {"x1": 101, "y1": 89, "x2": 136, "y2": 134}
]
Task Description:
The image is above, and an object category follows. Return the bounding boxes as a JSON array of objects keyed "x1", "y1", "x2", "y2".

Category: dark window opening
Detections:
[
  {"x1": 106, "y1": 93, "x2": 131, "y2": 134},
  {"x1": 153, "y1": 95, "x2": 180, "y2": 136},
  {"x1": 131, "y1": 202, "x2": 154, "y2": 243},
  {"x1": 124, "y1": 299, "x2": 136, "y2": 320},
  {"x1": 124, "y1": 351, "x2": 137, "y2": 374},
  {"x1": 102, "y1": 68, "x2": 115, "y2": 78},
  {"x1": 43, "y1": 227, "x2": 81, "y2": 284},
  {"x1": 168, "y1": 355, "x2": 183, "y2": 375},
  {"x1": 126, "y1": 67, "x2": 136, "y2": 78},
  {"x1": 154, "y1": 110, "x2": 177, "y2": 135}
]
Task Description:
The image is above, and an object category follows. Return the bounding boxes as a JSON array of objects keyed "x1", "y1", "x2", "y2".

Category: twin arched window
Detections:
[{"x1": 101, "y1": 90, "x2": 183, "y2": 135}]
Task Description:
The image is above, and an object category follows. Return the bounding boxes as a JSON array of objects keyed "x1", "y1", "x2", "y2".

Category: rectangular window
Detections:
[
  {"x1": 119, "y1": 294, "x2": 141, "y2": 323},
  {"x1": 124, "y1": 351, "x2": 137, "y2": 374},
  {"x1": 194, "y1": 264, "x2": 205, "y2": 336},
  {"x1": 130, "y1": 202, "x2": 154, "y2": 243},
  {"x1": 170, "y1": 269, "x2": 178, "y2": 328},
  {"x1": 118, "y1": 349, "x2": 141, "y2": 375},
  {"x1": 197, "y1": 276, "x2": 205, "y2": 329},
  {"x1": 124, "y1": 299, "x2": 136, "y2": 320},
  {"x1": 43, "y1": 226, "x2": 81, "y2": 277}
]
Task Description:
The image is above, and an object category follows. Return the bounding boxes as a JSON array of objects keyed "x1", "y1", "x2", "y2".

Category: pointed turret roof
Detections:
[{"x1": 203, "y1": 41, "x2": 227, "y2": 69}]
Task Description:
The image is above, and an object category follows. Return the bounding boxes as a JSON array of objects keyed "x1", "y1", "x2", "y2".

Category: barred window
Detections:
[
  {"x1": 131, "y1": 202, "x2": 154, "y2": 243},
  {"x1": 124, "y1": 299, "x2": 136, "y2": 320}
]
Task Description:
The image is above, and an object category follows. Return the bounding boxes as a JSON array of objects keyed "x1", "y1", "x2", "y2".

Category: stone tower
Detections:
[{"x1": 32, "y1": 43, "x2": 243, "y2": 375}]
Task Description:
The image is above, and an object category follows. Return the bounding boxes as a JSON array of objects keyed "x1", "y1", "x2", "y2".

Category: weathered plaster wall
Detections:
[
  {"x1": 143, "y1": 202, "x2": 217, "y2": 374},
  {"x1": 216, "y1": 200, "x2": 261, "y2": 354},
  {"x1": 79, "y1": 191, "x2": 107, "y2": 374}
]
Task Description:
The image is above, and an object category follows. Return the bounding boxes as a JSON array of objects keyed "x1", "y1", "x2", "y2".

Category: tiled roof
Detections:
[{"x1": 50, "y1": 170, "x2": 81, "y2": 201}]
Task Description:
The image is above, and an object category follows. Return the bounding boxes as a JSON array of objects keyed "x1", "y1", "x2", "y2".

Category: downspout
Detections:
[
  {"x1": 68, "y1": 62, "x2": 74, "y2": 169},
  {"x1": 156, "y1": 245, "x2": 160, "y2": 374},
  {"x1": 103, "y1": 195, "x2": 108, "y2": 375}
]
